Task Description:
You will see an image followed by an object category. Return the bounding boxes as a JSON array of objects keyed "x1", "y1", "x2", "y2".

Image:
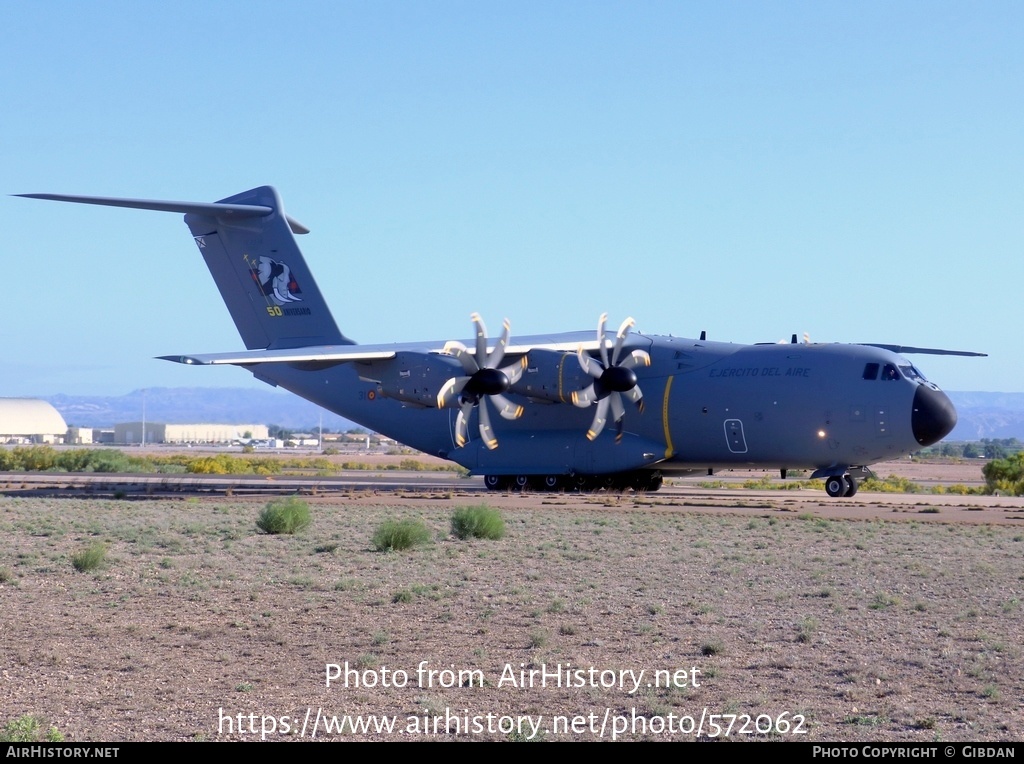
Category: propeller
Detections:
[
  {"x1": 437, "y1": 313, "x2": 527, "y2": 450},
  {"x1": 571, "y1": 313, "x2": 650, "y2": 442},
  {"x1": 778, "y1": 332, "x2": 811, "y2": 345}
]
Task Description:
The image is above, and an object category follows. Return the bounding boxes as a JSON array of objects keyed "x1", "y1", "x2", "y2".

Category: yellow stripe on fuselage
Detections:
[{"x1": 662, "y1": 376, "x2": 674, "y2": 459}]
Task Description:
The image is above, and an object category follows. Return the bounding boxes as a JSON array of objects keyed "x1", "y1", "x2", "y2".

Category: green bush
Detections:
[
  {"x1": 0, "y1": 715, "x2": 63, "y2": 743},
  {"x1": 860, "y1": 474, "x2": 923, "y2": 493},
  {"x1": 256, "y1": 497, "x2": 312, "y2": 535},
  {"x1": 451, "y1": 505, "x2": 505, "y2": 540},
  {"x1": 71, "y1": 542, "x2": 107, "y2": 573},
  {"x1": 983, "y1": 452, "x2": 1024, "y2": 495},
  {"x1": 372, "y1": 518, "x2": 432, "y2": 551}
]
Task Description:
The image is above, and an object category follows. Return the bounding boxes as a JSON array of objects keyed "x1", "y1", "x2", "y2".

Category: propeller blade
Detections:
[
  {"x1": 446, "y1": 343, "x2": 479, "y2": 376},
  {"x1": 620, "y1": 349, "x2": 651, "y2": 369},
  {"x1": 597, "y1": 312, "x2": 610, "y2": 367},
  {"x1": 471, "y1": 312, "x2": 488, "y2": 364},
  {"x1": 610, "y1": 392, "x2": 625, "y2": 424},
  {"x1": 571, "y1": 383, "x2": 597, "y2": 408},
  {"x1": 611, "y1": 316, "x2": 635, "y2": 365},
  {"x1": 586, "y1": 397, "x2": 610, "y2": 441},
  {"x1": 491, "y1": 393, "x2": 525, "y2": 420},
  {"x1": 478, "y1": 399, "x2": 498, "y2": 450},
  {"x1": 500, "y1": 355, "x2": 528, "y2": 386},
  {"x1": 437, "y1": 376, "x2": 468, "y2": 408},
  {"x1": 455, "y1": 403, "x2": 473, "y2": 447},
  {"x1": 577, "y1": 345, "x2": 604, "y2": 379},
  {"x1": 486, "y1": 318, "x2": 511, "y2": 369},
  {"x1": 625, "y1": 385, "x2": 645, "y2": 412}
]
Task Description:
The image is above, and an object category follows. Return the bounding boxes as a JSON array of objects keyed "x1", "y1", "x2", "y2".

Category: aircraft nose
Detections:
[{"x1": 912, "y1": 385, "x2": 957, "y2": 447}]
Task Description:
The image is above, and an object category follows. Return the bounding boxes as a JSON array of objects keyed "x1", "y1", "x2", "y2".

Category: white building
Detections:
[
  {"x1": 114, "y1": 422, "x2": 269, "y2": 445},
  {"x1": 0, "y1": 399, "x2": 68, "y2": 444}
]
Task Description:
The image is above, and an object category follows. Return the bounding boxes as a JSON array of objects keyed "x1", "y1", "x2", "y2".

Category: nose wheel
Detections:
[{"x1": 824, "y1": 474, "x2": 859, "y2": 498}]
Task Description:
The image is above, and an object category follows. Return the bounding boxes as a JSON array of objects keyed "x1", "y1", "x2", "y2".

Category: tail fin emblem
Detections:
[{"x1": 249, "y1": 255, "x2": 303, "y2": 305}]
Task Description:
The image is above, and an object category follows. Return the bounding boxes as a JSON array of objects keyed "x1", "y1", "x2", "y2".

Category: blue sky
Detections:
[{"x1": 3, "y1": 1, "x2": 1021, "y2": 395}]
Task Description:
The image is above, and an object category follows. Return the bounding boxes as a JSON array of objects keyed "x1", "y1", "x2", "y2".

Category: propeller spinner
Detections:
[
  {"x1": 572, "y1": 314, "x2": 650, "y2": 442},
  {"x1": 437, "y1": 313, "x2": 526, "y2": 450}
]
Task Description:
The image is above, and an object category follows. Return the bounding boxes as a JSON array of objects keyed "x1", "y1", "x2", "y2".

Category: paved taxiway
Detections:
[{"x1": 2, "y1": 469, "x2": 1021, "y2": 525}]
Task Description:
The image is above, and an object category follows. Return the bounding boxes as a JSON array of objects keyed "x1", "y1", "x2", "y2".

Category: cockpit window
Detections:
[
  {"x1": 863, "y1": 363, "x2": 879, "y2": 380},
  {"x1": 882, "y1": 363, "x2": 901, "y2": 381},
  {"x1": 899, "y1": 364, "x2": 927, "y2": 382}
]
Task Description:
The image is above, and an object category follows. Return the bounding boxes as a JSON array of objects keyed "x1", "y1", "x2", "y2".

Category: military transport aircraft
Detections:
[{"x1": 20, "y1": 186, "x2": 984, "y2": 496}]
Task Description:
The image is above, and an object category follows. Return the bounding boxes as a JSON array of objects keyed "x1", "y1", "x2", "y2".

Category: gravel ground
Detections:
[{"x1": 1, "y1": 458, "x2": 1022, "y2": 742}]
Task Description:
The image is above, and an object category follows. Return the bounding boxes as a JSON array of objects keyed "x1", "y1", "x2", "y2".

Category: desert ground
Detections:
[{"x1": 1, "y1": 457, "x2": 1022, "y2": 742}]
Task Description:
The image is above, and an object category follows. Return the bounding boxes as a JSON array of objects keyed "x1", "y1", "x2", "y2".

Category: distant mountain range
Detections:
[
  {"x1": 42, "y1": 387, "x2": 1024, "y2": 442},
  {"x1": 947, "y1": 392, "x2": 1024, "y2": 441},
  {"x1": 46, "y1": 388, "x2": 355, "y2": 432}
]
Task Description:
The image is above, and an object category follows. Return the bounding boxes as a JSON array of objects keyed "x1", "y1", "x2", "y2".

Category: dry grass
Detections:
[{"x1": 0, "y1": 492, "x2": 1022, "y2": 741}]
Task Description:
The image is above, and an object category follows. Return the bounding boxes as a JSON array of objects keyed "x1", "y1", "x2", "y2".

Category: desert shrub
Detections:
[
  {"x1": 451, "y1": 505, "x2": 505, "y2": 540},
  {"x1": 0, "y1": 715, "x2": 63, "y2": 742},
  {"x1": 945, "y1": 483, "x2": 976, "y2": 495},
  {"x1": 71, "y1": 542, "x2": 107, "y2": 573},
  {"x1": 247, "y1": 457, "x2": 283, "y2": 476},
  {"x1": 983, "y1": 453, "x2": 1024, "y2": 495},
  {"x1": 372, "y1": 518, "x2": 432, "y2": 551},
  {"x1": 860, "y1": 474, "x2": 923, "y2": 493},
  {"x1": 84, "y1": 451, "x2": 135, "y2": 473},
  {"x1": 0, "y1": 446, "x2": 58, "y2": 471},
  {"x1": 187, "y1": 454, "x2": 248, "y2": 475},
  {"x1": 256, "y1": 497, "x2": 312, "y2": 535}
]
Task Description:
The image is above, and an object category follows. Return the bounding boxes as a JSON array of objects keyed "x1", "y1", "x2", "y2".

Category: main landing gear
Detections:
[
  {"x1": 824, "y1": 474, "x2": 859, "y2": 498},
  {"x1": 813, "y1": 466, "x2": 868, "y2": 499},
  {"x1": 484, "y1": 470, "x2": 663, "y2": 493}
]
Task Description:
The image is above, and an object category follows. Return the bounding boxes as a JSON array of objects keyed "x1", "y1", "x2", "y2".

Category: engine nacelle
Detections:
[
  {"x1": 363, "y1": 352, "x2": 464, "y2": 407},
  {"x1": 509, "y1": 349, "x2": 590, "y2": 403}
]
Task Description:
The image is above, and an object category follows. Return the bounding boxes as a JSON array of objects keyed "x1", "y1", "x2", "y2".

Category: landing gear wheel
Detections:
[
  {"x1": 543, "y1": 475, "x2": 562, "y2": 491},
  {"x1": 571, "y1": 474, "x2": 592, "y2": 492},
  {"x1": 513, "y1": 475, "x2": 530, "y2": 491},
  {"x1": 627, "y1": 471, "x2": 662, "y2": 492},
  {"x1": 824, "y1": 475, "x2": 850, "y2": 498},
  {"x1": 844, "y1": 478, "x2": 858, "y2": 497},
  {"x1": 484, "y1": 475, "x2": 506, "y2": 491}
]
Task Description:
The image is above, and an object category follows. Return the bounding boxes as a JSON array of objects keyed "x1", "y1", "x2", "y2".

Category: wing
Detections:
[
  {"x1": 859, "y1": 344, "x2": 987, "y2": 357},
  {"x1": 158, "y1": 333, "x2": 604, "y2": 367},
  {"x1": 159, "y1": 346, "x2": 396, "y2": 366}
]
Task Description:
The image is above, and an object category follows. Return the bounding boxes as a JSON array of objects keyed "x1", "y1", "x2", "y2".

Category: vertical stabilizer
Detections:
[{"x1": 184, "y1": 186, "x2": 349, "y2": 350}]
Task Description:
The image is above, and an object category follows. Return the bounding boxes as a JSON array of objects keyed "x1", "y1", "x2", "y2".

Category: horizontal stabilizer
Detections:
[
  {"x1": 861, "y1": 344, "x2": 987, "y2": 357},
  {"x1": 15, "y1": 193, "x2": 310, "y2": 234},
  {"x1": 159, "y1": 347, "x2": 397, "y2": 366}
]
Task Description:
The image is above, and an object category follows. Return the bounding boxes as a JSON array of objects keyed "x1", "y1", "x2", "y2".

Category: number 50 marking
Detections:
[{"x1": 266, "y1": 306, "x2": 283, "y2": 317}]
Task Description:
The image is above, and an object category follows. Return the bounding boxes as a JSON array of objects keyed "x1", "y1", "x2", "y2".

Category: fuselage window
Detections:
[
  {"x1": 882, "y1": 363, "x2": 901, "y2": 381},
  {"x1": 863, "y1": 363, "x2": 879, "y2": 380}
]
